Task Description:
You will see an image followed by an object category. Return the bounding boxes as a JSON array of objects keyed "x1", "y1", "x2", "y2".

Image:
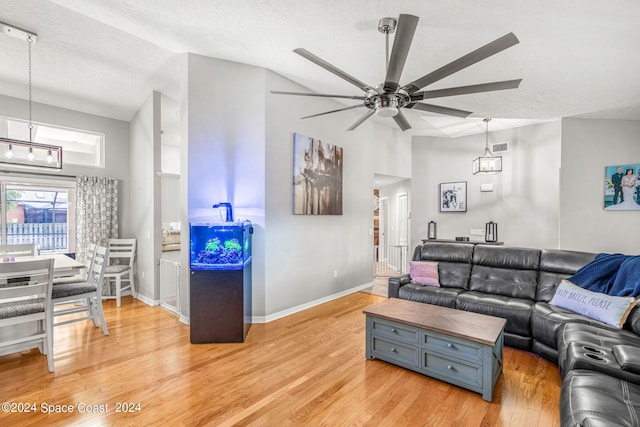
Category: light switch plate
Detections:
[{"x1": 480, "y1": 184, "x2": 494, "y2": 192}]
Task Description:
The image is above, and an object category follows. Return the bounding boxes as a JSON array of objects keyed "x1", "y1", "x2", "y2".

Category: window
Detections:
[
  {"x1": 1, "y1": 179, "x2": 75, "y2": 253},
  {"x1": 0, "y1": 116, "x2": 104, "y2": 168}
]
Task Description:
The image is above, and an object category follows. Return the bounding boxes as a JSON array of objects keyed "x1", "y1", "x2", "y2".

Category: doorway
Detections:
[{"x1": 373, "y1": 174, "x2": 410, "y2": 279}]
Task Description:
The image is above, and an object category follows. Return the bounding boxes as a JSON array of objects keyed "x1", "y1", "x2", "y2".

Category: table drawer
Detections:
[
  {"x1": 423, "y1": 331, "x2": 483, "y2": 362},
  {"x1": 422, "y1": 351, "x2": 482, "y2": 389},
  {"x1": 370, "y1": 318, "x2": 419, "y2": 344},
  {"x1": 372, "y1": 336, "x2": 419, "y2": 366}
]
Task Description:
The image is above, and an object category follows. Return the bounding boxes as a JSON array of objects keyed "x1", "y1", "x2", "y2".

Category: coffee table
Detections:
[{"x1": 364, "y1": 298, "x2": 506, "y2": 402}]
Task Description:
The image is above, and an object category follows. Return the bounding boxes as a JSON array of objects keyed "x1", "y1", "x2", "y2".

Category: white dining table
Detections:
[{"x1": 0, "y1": 254, "x2": 84, "y2": 278}]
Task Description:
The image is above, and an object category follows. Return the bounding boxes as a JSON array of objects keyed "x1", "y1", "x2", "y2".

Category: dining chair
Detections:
[
  {"x1": 104, "y1": 238, "x2": 136, "y2": 308},
  {"x1": 0, "y1": 258, "x2": 55, "y2": 372},
  {"x1": 52, "y1": 243, "x2": 96, "y2": 285},
  {"x1": 0, "y1": 243, "x2": 37, "y2": 257},
  {"x1": 51, "y1": 245, "x2": 110, "y2": 336}
]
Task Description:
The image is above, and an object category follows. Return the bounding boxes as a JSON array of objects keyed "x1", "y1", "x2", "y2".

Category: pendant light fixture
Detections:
[
  {"x1": 0, "y1": 21, "x2": 63, "y2": 170},
  {"x1": 472, "y1": 118, "x2": 501, "y2": 175}
]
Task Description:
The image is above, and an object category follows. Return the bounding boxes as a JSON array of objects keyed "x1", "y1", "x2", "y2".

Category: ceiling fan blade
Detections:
[
  {"x1": 347, "y1": 109, "x2": 375, "y2": 131},
  {"x1": 383, "y1": 14, "x2": 419, "y2": 93},
  {"x1": 301, "y1": 104, "x2": 364, "y2": 120},
  {"x1": 406, "y1": 102, "x2": 472, "y2": 118},
  {"x1": 393, "y1": 110, "x2": 411, "y2": 131},
  {"x1": 402, "y1": 32, "x2": 520, "y2": 94},
  {"x1": 411, "y1": 79, "x2": 522, "y2": 100},
  {"x1": 294, "y1": 48, "x2": 374, "y2": 92},
  {"x1": 271, "y1": 90, "x2": 367, "y2": 100}
]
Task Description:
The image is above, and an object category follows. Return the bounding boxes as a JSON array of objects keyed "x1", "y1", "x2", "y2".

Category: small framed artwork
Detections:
[
  {"x1": 440, "y1": 181, "x2": 467, "y2": 212},
  {"x1": 604, "y1": 163, "x2": 640, "y2": 211}
]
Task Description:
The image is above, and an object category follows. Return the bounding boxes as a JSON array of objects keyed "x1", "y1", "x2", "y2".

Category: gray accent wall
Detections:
[
  {"x1": 560, "y1": 118, "x2": 640, "y2": 254},
  {"x1": 411, "y1": 121, "x2": 562, "y2": 251}
]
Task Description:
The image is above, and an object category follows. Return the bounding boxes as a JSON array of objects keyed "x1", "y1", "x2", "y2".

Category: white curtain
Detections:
[{"x1": 75, "y1": 175, "x2": 118, "y2": 263}]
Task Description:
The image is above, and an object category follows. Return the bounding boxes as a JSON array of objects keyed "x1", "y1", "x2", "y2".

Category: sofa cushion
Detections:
[
  {"x1": 417, "y1": 242, "x2": 474, "y2": 263},
  {"x1": 398, "y1": 283, "x2": 462, "y2": 308},
  {"x1": 536, "y1": 249, "x2": 596, "y2": 302},
  {"x1": 470, "y1": 266, "x2": 539, "y2": 300},
  {"x1": 472, "y1": 245, "x2": 540, "y2": 270},
  {"x1": 456, "y1": 291, "x2": 533, "y2": 338},
  {"x1": 561, "y1": 369, "x2": 640, "y2": 427},
  {"x1": 550, "y1": 280, "x2": 636, "y2": 328},
  {"x1": 469, "y1": 246, "x2": 540, "y2": 300},
  {"x1": 416, "y1": 243, "x2": 473, "y2": 290},
  {"x1": 409, "y1": 261, "x2": 439, "y2": 286},
  {"x1": 557, "y1": 322, "x2": 640, "y2": 377}
]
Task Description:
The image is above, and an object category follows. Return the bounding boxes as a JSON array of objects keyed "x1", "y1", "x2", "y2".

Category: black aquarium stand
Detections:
[{"x1": 190, "y1": 264, "x2": 252, "y2": 343}]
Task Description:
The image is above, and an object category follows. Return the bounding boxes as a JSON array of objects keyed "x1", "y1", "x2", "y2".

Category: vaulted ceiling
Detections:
[{"x1": 1, "y1": 0, "x2": 639, "y2": 137}]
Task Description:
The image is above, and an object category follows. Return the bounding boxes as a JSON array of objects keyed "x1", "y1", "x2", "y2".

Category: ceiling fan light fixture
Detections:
[
  {"x1": 376, "y1": 106, "x2": 399, "y2": 118},
  {"x1": 374, "y1": 96, "x2": 399, "y2": 117}
]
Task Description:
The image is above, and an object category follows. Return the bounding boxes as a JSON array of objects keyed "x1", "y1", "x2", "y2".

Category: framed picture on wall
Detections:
[
  {"x1": 604, "y1": 163, "x2": 640, "y2": 211},
  {"x1": 439, "y1": 181, "x2": 467, "y2": 212},
  {"x1": 292, "y1": 132, "x2": 343, "y2": 215}
]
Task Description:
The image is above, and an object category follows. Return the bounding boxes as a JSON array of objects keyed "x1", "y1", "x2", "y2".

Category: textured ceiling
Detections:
[{"x1": 1, "y1": 0, "x2": 639, "y2": 137}]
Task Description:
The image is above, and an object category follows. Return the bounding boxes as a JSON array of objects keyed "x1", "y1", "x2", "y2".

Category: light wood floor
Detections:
[{"x1": 0, "y1": 292, "x2": 561, "y2": 426}]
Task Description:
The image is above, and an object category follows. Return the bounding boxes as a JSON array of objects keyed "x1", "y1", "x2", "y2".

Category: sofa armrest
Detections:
[
  {"x1": 388, "y1": 274, "x2": 411, "y2": 298},
  {"x1": 613, "y1": 345, "x2": 640, "y2": 375}
]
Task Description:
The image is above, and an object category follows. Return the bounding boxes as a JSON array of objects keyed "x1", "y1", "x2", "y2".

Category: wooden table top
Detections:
[{"x1": 363, "y1": 298, "x2": 507, "y2": 346}]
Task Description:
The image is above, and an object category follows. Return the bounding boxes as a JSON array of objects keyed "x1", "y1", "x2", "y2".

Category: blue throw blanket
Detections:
[{"x1": 568, "y1": 253, "x2": 640, "y2": 297}]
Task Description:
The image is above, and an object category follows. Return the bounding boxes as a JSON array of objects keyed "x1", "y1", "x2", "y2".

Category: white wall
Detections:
[
  {"x1": 411, "y1": 121, "x2": 562, "y2": 251},
  {"x1": 129, "y1": 91, "x2": 162, "y2": 304},
  {"x1": 0, "y1": 93, "x2": 131, "y2": 236},
  {"x1": 183, "y1": 54, "x2": 266, "y2": 318},
  {"x1": 264, "y1": 71, "x2": 412, "y2": 318},
  {"x1": 560, "y1": 118, "x2": 640, "y2": 254}
]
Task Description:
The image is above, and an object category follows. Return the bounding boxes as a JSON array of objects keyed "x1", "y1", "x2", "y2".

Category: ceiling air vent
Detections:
[{"x1": 492, "y1": 141, "x2": 509, "y2": 153}]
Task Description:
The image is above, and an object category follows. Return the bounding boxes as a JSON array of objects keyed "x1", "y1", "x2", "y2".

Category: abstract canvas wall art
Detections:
[{"x1": 292, "y1": 133, "x2": 343, "y2": 215}]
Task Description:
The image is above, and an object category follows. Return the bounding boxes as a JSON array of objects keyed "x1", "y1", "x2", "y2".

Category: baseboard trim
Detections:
[
  {"x1": 251, "y1": 282, "x2": 375, "y2": 324},
  {"x1": 134, "y1": 293, "x2": 160, "y2": 307}
]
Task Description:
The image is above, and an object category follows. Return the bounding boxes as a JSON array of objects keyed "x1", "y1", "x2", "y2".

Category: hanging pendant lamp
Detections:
[
  {"x1": 0, "y1": 21, "x2": 63, "y2": 170},
  {"x1": 472, "y1": 118, "x2": 501, "y2": 175}
]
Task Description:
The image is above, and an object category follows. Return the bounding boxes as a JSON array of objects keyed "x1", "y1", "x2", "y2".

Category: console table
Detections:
[
  {"x1": 364, "y1": 298, "x2": 506, "y2": 401},
  {"x1": 421, "y1": 239, "x2": 504, "y2": 245}
]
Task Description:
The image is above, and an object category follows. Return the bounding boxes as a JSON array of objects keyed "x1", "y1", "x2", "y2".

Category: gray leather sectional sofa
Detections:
[{"x1": 388, "y1": 242, "x2": 640, "y2": 427}]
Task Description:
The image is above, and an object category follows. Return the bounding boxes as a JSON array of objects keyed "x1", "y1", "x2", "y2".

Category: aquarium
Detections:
[{"x1": 189, "y1": 221, "x2": 252, "y2": 270}]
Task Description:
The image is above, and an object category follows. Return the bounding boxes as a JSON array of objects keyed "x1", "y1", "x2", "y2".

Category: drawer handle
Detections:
[
  {"x1": 390, "y1": 328, "x2": 396, "y2": 333},
  {"x1": 390, "y1": 347, "x2": 396, "y2": 352},
  {"x1": 447, "y1": 364, "x2": 454, "y2": 371},
  {"x1": 447, "y1": 343, "x2": 454, "y2": 349}
]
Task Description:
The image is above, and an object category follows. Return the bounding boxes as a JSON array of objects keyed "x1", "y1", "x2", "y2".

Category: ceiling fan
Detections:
[{"x1": 272, "y1": 14, "x2": 521, "y2": 131}]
